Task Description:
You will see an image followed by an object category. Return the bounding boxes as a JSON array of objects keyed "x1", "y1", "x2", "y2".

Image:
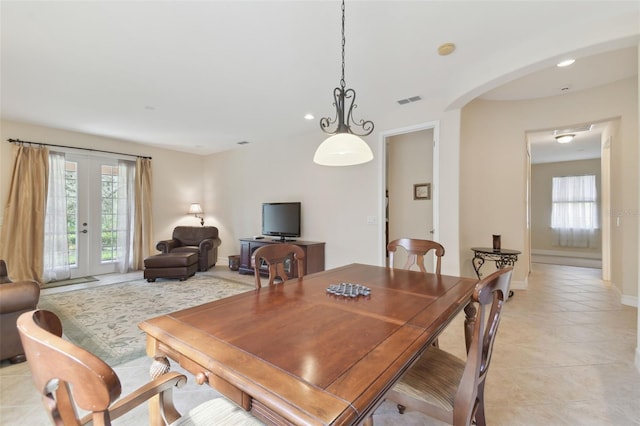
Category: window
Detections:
[{"x1": 551, "y1": 175, "x2": 598, "y2": 247}]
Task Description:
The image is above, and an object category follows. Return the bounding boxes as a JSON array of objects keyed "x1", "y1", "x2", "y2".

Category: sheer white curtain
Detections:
[
  {"x1": 116, "y1": 159, "x2": 136, "y2": 273},
  {"x1": 43, "y1": 151, "x2": 71, "y2": 282},
  {"x1": 551, "y1": 175, "x2": 599, "y2": 248}
]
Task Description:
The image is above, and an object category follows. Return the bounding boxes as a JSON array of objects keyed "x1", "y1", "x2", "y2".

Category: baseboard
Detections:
[
  {"x1": 620, "y1": 294, "x2": 638, "y2": 307},
  {"x1": 510, "y1": 277, "x2": 528, "y2": 291},
  {"x1": 531, "y1": 249, "x2": 602, "y2": 268}
]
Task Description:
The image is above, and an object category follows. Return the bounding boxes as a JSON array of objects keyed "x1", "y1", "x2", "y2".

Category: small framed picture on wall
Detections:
[{"x1": 413, "y1": 183, "x2": 431, "y2": 200}]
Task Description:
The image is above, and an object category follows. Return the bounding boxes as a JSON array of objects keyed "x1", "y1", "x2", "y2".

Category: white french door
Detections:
[{"x1": 65, "y1": 154, "x2": 120, "y2": 278}]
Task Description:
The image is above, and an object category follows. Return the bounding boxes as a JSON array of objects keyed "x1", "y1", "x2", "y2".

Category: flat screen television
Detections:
[{"x1": 262, "y1": 202, "x2": 301, "y2": 241}]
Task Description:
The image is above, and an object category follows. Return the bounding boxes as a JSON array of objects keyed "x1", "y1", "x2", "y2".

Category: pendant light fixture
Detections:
[{"x1": 314, "y1": 0, "x2": 374, "y2": 166}]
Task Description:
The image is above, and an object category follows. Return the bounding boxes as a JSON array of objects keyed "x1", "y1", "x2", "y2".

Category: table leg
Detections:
[
  {"x1": 148, "y1": 356, "x2": 171, "y2": 426},
  {"x1": 472, "y1": 255, "x2": 484, "y2": 279}
]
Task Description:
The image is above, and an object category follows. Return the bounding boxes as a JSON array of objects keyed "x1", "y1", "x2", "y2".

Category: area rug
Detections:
[{"x1": 38, "y1": 275, "x2": 255, "y2": 366}]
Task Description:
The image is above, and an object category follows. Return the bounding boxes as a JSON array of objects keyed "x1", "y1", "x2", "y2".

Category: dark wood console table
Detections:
[
  {"x1": 471, "y1": 246, "x2": 520, "y2": 298},
  {"x1": 239, "y1": 238, "x2": 325, "y2": 276}
]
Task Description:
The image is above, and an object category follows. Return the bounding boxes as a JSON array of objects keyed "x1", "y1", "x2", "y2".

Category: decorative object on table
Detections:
[
  {"x1": 315, "y1": 0, "x2": 374, "y2": 167},
  {"x1": 326, "y1": 283, "x2": 371, "y2": 298},
  {"x1": 492, "y1": 234, "x2": 501, "y2": 250},
  {"x1": 188, "y1": 203, "x2": 205, "y2": 226},
  {"x1": 413, "y1": 183, "x2": 431, "y2": 200}
]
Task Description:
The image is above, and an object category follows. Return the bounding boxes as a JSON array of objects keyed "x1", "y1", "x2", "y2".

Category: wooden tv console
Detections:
[{"x1": 238, "y1": 238, "x2": 325, "y2": 276}]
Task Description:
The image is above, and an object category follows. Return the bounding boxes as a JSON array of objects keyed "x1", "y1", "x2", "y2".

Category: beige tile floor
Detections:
[{"x1": 1, "y1": 263, "x2": 638, "y2": 425}]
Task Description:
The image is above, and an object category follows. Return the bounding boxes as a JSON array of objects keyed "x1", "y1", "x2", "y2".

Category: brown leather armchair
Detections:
[
  {"x1": 0, "y1": 260, "x2": 40, "y2": 363},
  {"x1": 156, "y1": 226, "x2": 222, "y2": 271}
]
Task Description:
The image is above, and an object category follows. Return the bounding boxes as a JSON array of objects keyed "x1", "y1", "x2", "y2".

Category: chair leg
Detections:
[
  {"x1": 475, "y1": 383, "x2": 486, "y2": 426},
  {"x1": 397, "y1": 404, "x2": 406, "y2": 414},
  {"x1": 8, "y1": 354, "x2": 26, "y2": 364}
]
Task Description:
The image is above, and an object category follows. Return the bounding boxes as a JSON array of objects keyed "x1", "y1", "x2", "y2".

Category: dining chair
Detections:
[
  {"x1": 251, "y1": 244, "x2": 305, "y2": 289},
  {"x1": 385, "y1": 266, "x2": 513, "y2": 426},
  {"x1": 17, "y1": 309, "x2": 263, "y2": 426},
  {"x1": 387, "y1": 238, "x2": 445, "y2": 275}
]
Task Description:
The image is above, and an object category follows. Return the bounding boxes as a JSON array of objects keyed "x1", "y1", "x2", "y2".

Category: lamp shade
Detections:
[
  {"x1": 313, "y1": 133, "x2": 373, "y2": 166},
  {"x1": 188, "y1": 203, "x2": 203, "y2": 215}
]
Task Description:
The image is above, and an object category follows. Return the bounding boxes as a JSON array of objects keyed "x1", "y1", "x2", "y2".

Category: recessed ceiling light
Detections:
[
  {"x1": 557, "y1": 59, "x2": 575, "y2": 67},
  {"x1": 304, "y1": 113, "x2": 314, "y2": 120},
  {"x1": 555, "y1": 134, "x2": 575, "y2": 144},
  {"x1": 437, "y1": 43, "x2": 456, "y2": 56}
]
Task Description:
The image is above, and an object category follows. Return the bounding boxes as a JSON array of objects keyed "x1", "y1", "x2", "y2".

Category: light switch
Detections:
[{"x1": 366, "y1": 216, "x2": 378, "y2": 225}]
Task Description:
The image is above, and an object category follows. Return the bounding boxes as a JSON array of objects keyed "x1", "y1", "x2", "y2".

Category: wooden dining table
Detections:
[{"x1": 139, "y1": 263, "x2": 478, "y2": 426}]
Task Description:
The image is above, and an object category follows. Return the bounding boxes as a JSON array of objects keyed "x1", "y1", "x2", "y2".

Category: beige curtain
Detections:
[
  {"x1": 0, "y1": 145, "x2": 49, "y2": 282},
  {"x1": 132, "y1": 158, "x2": 153, "y2": 270}
]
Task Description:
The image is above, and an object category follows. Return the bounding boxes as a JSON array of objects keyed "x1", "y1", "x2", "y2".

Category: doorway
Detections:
[
  {"x1": 382, "y1": 123, "x2": 438, "y2": 271},
  {"x1": 65, "y1": 154, "x2": 123, "y2": 278},
  {"x1": 527, "y1": 120, "x2": 613, "y2": 280}
]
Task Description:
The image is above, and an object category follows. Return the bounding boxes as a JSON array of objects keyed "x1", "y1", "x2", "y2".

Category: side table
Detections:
[{"x1": 471, "y1": 247, "x2": 521, "y2": 298}]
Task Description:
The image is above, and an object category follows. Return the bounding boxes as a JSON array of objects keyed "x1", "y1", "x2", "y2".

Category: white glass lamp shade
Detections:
[
  {"x1": 188, "y1": 203, "x2": 204, "y2": 215},
  {"x1": 313, "y1": 133, "x2": 374, "y2": 166}
]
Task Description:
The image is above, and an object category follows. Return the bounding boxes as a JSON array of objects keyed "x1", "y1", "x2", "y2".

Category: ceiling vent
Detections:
[{"x1": 397, "y1": 96, "x2": 422, "y2": 105}]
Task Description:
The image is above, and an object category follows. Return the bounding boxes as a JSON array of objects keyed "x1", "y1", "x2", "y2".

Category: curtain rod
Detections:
[{"x1": 7, "y1": 138, "x2": 152, "y2": 160}]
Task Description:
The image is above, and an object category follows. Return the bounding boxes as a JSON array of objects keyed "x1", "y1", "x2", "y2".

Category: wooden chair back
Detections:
[
  {"x1": 387, "y1": 238, "x2": 445, "y2": 274},
  {"x1": 456, "y1": 266, "x2": 512, "y2": 425},
  {"x1": 17, "y1": 309, "x2": 123, "y2": 425},
  {"x1": 251, "y1": 244, "x2": 305, "y2": 289}
]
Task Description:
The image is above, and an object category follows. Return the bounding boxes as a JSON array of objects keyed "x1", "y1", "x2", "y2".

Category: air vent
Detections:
[{"x1": 397, "y1": 95, "x2": 422, "y2": 105}]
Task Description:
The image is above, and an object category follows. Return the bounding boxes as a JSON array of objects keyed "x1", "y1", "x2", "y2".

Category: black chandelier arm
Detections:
[
  {"x1": 320, "y1": 86, "x2": 374, "y2": 137},
  {"x1": 344, "y1": 88, "x2": 374, "y2": 136},
  {"x1": 320, "y1": 86, "x2": 346, "y2": 135},
  {"x1": 319, "y1": 0, "x2": 374, "y2": 139}
]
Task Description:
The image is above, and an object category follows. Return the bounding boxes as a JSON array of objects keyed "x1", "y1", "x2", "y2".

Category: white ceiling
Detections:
[{"x1": 1, "y1": 1, "x2": 638, "y2": 156}]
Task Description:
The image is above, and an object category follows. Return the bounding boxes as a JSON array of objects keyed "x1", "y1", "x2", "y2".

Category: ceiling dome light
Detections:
[
  {"x1": 555, "y1": 134, "x2": 575, "y2": 144},
  {"x1": 557, "y1": 59, "x2": 575, "y2": 67},
  {"x1": 316, "y1": 0, "x2": 374, "y2": 166}
]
